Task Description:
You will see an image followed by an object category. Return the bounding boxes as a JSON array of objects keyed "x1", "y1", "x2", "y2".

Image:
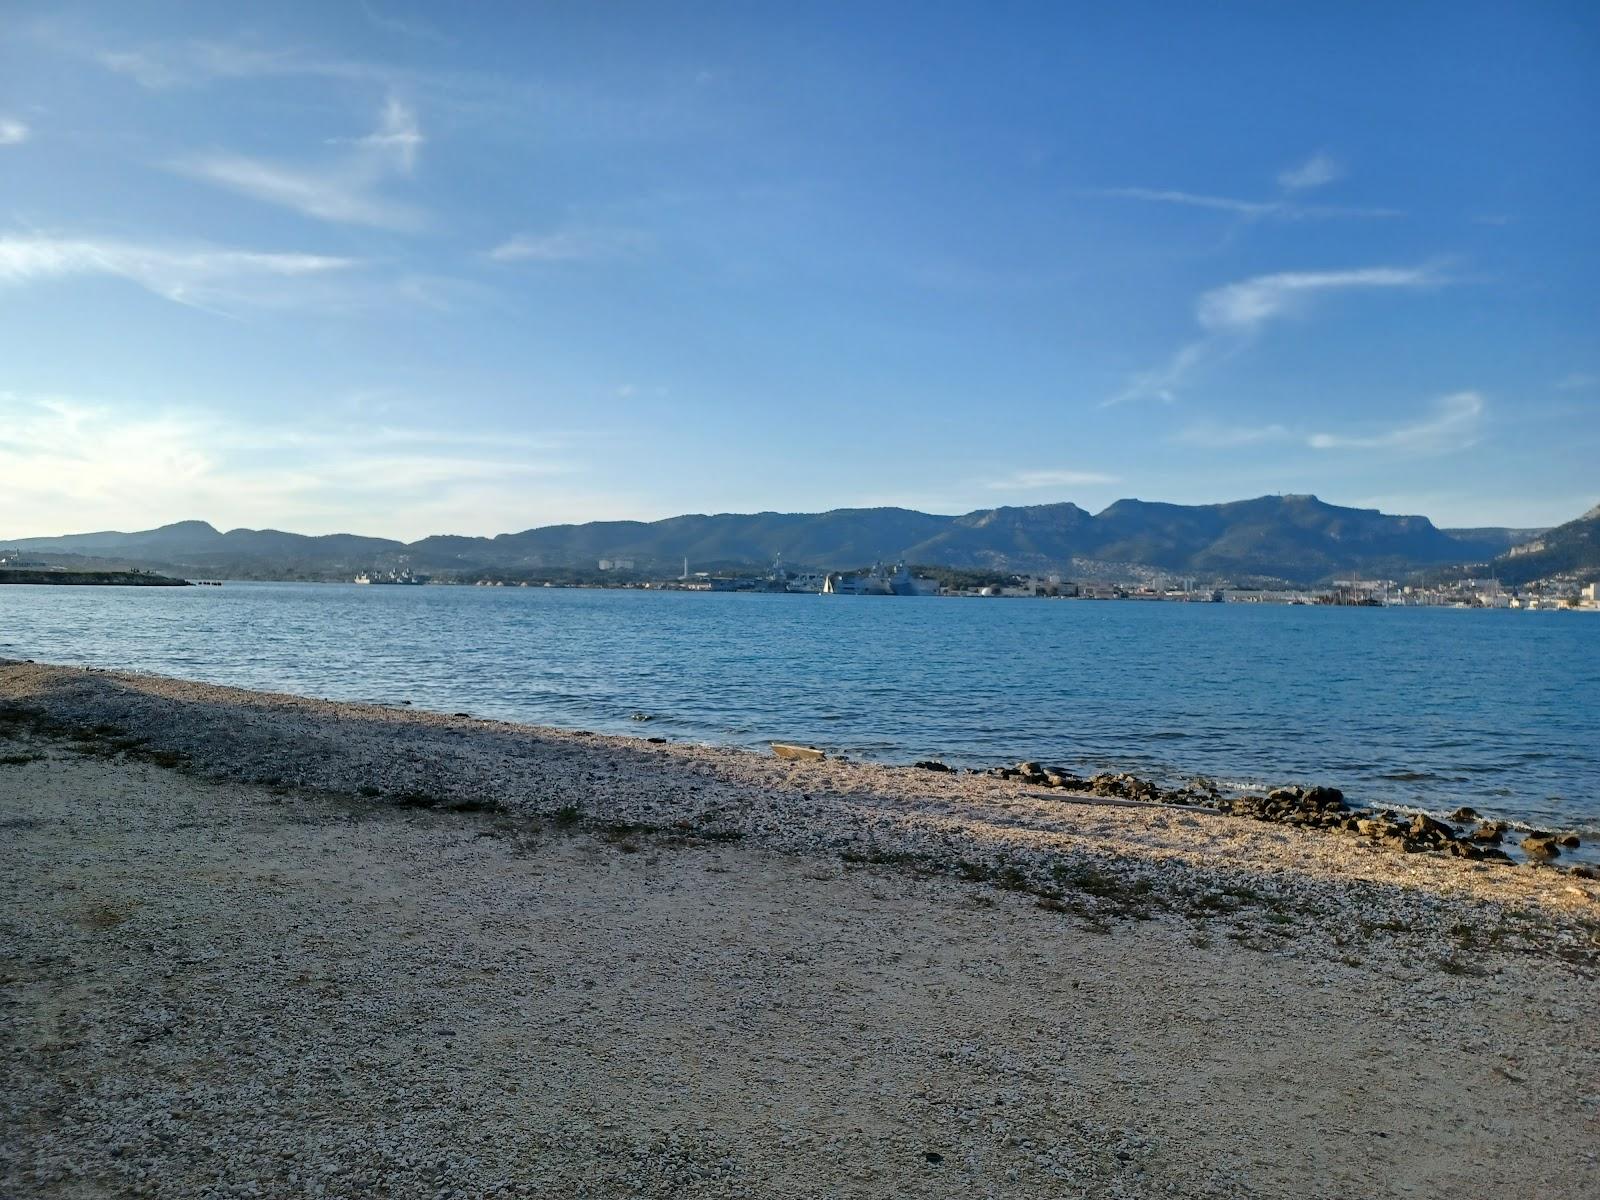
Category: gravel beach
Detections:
[{"x1": 3, "y1": 661, "x2": 1598, "y2": 1198}]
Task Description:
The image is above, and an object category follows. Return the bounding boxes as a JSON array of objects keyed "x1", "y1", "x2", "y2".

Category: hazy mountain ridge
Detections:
[
  {"x1": 6, "y1": 496, "x2": 1567, "y2": 585},
  {"x1": 1484, "y1": 505, "x2": 1600, "y2": 585},
  {"x1": 6, "y1": 522, "x2": 405, "y2": 577}
]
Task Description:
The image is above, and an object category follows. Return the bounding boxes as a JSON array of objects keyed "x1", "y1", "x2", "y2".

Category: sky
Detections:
[{"x1": 1, "y1": 1, "x2": 1596, "y2": 540}]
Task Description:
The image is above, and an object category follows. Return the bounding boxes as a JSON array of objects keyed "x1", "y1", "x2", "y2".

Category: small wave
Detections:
[
  {"x1": 1216, "y1": 779, "x2": 1271, "y2": 795},
  {"x1": 1491, "y1": 817, "x2": 1600, "y2": 838},
  {"x1": 1366, "y1": 801, "x2": 1600, "y2": 839}
]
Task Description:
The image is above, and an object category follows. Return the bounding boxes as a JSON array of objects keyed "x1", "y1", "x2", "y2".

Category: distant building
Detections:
[{"x1": 597, "y1": 558, "x2": 635, "y2": 571}]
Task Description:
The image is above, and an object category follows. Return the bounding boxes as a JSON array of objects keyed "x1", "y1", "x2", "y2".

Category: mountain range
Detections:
[{"x1": 7, "y1": 494, "x2": 1585, "y2": 585}]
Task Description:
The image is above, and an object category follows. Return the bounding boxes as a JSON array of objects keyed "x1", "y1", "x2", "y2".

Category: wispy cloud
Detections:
[
  {"x1": 62, "y1": 29, "x2": 698, "y2": 145},
  {"x1": 360, "y1": 2, "x2": 450, "y2": 43},
  {"x1": 1308, "y1": 391, "x2": 1485, "y2": 453},
  {"x1": 0, "y1": 117, "x2": 29, "y2": 146},
  {"x1": 1088, "y1": 187, "x2": 1401, "y2": 222},
  {"x1": 1092, "y1": 187, "x2": 1278, "y2": 218},
  {"x1": 92, "y1": 39, "x2": 384, "y2": 89},
  {"x1": 1196, "y1": 266, "x2": 1443, "y2": 334},
  {"x1": 1174, "y1": 393, "x2": 1485, "y2": 457},
  {"x1": 1555, "y1": 371, "x2": 1598, "y2": 392},
  {"x1": 1109, "y1": 264, "x2": 1447, "y2": 406},
  {"x1": 0, "y1": 234, "x2": 357, "y2": 310},
  {"x1": 330, "y1": 95, "x2": 424, "y2": 173},
  {"x1": 488, "y1": 227, "x2": 650, "y2": 263},
  {"x1": 173, "y1": 96, "x2": 425, "y2": 230},
  {"x1": 986, "y1": 468, "x2": 1120, "y2": 490},
  {"x1": 1172, "y1": 423, "x2": 1292, "y2": 449},
  {"x1": 1091, "y1": 186, "x2": 1396, "y2": 221},
  {"x1": 1108, "y1": 340, "x2": 1223, "y2": 407},
  {"x1": 1091, "y1": 151, "x2": 1396, "y2": 223},
  {"x1": 0, "y1": 394, "x2": 586, "y2": 541},
  {"x1": 1277, "y1": 151, "x2": 1342, "y2": 192},
  {"x1": 175, "y1": 155, "x2": 424, "y2": 230}
]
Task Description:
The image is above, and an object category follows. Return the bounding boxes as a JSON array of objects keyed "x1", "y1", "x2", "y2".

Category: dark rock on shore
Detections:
[
  {"x1": 1408, "y1": 814, "x2": 1457, "y2": 844},
  {"x1": 986, "y1": 762, "x2": 1229, "y2": 806},
  {"x1": 1221, "y1": 785, "x2": 1349, "y2": 829},
  {"x1": 975, "y1": 756, "x2": 1527, "y2": 869},
  {"x1": 1090, "y1": 773, "x2": 1162, "y2": 802},
  {"x1": 989, "y1": 761, "x2": 1088, "y2": 790},
  {"x1": 915, "y1": 760, "x2": 953, "y2": 773},
  {"x1": 1445, "y1": 840, "x2": 1509, "y2": 862},
  {"x1": 1213, "y1": 785, "x2": 1525, "y2": 865},
  {"x1": 1520, "y1": 833, "x2": 1561, "y2": 859}
]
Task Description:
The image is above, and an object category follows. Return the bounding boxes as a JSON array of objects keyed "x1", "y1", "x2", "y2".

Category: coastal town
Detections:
[
  {"x1": 459, "y1": 558, "x2": 1600, "y2": 609},
  {"x1": 9, "y1": 543, "x2": 1598, "y2": 608}
]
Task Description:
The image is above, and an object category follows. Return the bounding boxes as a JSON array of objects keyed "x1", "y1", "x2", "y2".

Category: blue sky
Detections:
[{"x1": 2, "y1": 1, "x2": 1596, "y2": 539}]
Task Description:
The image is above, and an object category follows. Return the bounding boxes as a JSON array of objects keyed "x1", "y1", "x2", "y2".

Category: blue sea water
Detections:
[{"x1": 2, "y1": 582, "x2": 1597, "y2": 833}]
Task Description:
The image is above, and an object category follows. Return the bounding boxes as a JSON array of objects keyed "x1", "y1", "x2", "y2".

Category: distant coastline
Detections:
[{"x1": 7, "y1": 492, "x2": 1593, "y2": 592}]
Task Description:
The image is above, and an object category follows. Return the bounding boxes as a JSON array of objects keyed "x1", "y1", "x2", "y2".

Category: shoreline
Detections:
[
  {"x1": 6, "y1": 652, "x2": 1593, "y2": 851},
  {"x1": 3, "y1": 652, "x2": 1600, "y2": 851},
  {"x1": 4, "y1": 659, "x2": 1599, "y2": 1197},
  {"x1": 4, "y1": 658, "x2": 1598, "y2": 925}
]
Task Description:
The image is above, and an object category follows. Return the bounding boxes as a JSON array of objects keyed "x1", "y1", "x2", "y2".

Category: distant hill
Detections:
[
  {"x1": 1485, "y1": 504, "x2": 1600, "y2": 585},
  {"x1": 4, "y1": 495, "x2": 1546, "y2": 585},
  {"x1": 7, "y1": 521, "x2": 404, "y2": 579}
]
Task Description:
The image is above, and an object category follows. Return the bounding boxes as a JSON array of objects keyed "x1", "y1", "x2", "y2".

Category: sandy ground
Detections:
[{"x1": 2, "y1": 663, "x2": 1599, "y2": 1198}]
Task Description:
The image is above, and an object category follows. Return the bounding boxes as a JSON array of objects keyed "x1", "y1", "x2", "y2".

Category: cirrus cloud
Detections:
[
  {"x1": 1277, "y1": 152, "x2": 1343, "y2": 192},
  {"x1": 1172, "y1": 392, "x2": 1487, "y2": 458},
  {"x1": 1308, "y1": 391, "x2": 1484, "y2": 453},
  {"x1": 172, "y1": 96, "x2": 426, "y2": 231},
  {"x1": 1196, "y1": 265, "x2": 1443, "y2": 334},
  {"x1": 0, "y1": 234, "x2": 358, "y2": 309},
  {"x1": 1110, "y1": 263, "x2": 1447, "y2": 406},
  {"x1": 488, "y1": 227, "x2": 651, "y2": 263},
  {"x1": 986, "y1": 468, "x2": 1120, "y2": 490}
]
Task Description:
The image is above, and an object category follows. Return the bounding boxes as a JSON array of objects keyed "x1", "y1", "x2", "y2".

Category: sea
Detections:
[{"x1": 3, "y1": 581, "x2": 1597, "y2": 834}]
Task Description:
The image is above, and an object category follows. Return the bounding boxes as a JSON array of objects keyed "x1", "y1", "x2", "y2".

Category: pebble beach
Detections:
[{"x1": 3, "y1": 660, "x2": 1598, "y2": 1198}]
